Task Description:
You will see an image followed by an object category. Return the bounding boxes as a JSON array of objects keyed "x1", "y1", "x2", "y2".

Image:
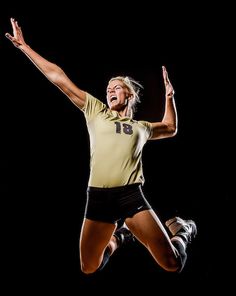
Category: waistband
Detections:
[{"x1": 87, "y1": 183, "x2": 141, "y2": 193}]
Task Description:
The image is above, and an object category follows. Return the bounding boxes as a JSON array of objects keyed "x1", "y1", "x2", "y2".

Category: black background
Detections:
[{"x1": 1, "y1": 3, "x2": 233, "y2": 294}]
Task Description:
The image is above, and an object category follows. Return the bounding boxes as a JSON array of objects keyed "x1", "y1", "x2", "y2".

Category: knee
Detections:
[
  {"x1": 164, "y1": 255, "x2": 186, "y2": 273},
  {"x1": 157, "y1": 256, "x2": 183, "y2": 273},
  {"x1": 161, "y1": 264, "x2": 180, "y2": 273},
  {"x1": 80, "y1": 262, "x2": 98, "y2": 275}
]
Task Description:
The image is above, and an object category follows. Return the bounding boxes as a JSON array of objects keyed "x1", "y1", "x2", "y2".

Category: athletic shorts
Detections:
[{"x1": 84, "y1": 183, "x2": 152, "y2": 224}]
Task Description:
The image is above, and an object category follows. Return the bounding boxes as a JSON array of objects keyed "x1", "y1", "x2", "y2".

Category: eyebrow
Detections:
[{"x1": 107, "y1": 84, "x2": 124, "y2": 91}]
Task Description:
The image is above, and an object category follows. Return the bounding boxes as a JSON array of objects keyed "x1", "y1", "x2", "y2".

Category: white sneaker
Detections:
[{"x1": 165, "y1": 217, "x2": 197, "y2": 243}]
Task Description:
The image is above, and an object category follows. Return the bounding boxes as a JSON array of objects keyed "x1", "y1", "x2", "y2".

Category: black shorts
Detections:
[{"x1": 84, "y1": 183, "x2": 152, "y2": 224}]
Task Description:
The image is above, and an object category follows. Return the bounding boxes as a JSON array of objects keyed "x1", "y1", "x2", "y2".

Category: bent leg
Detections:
[
  {"x1": 79, "y1": 218, "x2": 117, "y2": 274},
  {"x1": 125, "y1": 210, "x2": 181, "y2": 272}
]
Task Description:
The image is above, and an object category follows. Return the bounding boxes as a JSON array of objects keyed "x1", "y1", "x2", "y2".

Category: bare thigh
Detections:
[
  {"x1": 79, "y1": 218, "x2": 116, "y2": 272},
  {"x1": 125, "y1": 210, "x2": 179, "y2": 271}
]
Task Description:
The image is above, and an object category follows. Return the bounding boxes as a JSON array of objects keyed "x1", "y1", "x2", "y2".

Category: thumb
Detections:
[{"x1": 5, "y1": 33, "x2": 12, "y2": 40}]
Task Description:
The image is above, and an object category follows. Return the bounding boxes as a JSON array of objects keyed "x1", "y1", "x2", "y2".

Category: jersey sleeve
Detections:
[
  {"x1": 82, "y1": 92, "x2": 107, "y2": 121},
  {"x1": 138, "y1": 120, "x2": 153, "y2": 139}
]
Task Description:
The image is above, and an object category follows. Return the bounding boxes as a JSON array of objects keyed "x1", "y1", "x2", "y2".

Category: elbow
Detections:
[
  {"x1": 162, "y1": 118, "x2": 178, "y2": 137},
  {"x1": 172, "y1": 125, "x2": 178, "y2": 136},
  {"x1": 170, "y1": 130, "x2": 177, "y2": 138},
  {"x1": 46, "y1": 64, "x2": 64, "y2": 84},
  {"x1": 168, "y1": 125, "x2": 178, "y2": 137}
]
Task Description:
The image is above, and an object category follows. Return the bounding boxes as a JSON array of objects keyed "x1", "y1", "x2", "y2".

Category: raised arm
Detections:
[
  {"x1": 150, "y1": 66, "x2": 178, "y2": 140},
  {"x1": 5, "y1": 18, "x2": 86, "y2": 109}
]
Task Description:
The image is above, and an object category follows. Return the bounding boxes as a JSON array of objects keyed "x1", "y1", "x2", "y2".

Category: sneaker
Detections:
[
  {"x1": 165, "y1": 217, "x2": 197, "y2": 244},
  {"x1": 113, "y1": 224, "x2": 135, "y2": 247}
]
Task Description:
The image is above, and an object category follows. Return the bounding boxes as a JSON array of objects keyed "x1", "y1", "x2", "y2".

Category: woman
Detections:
[{"x1": 5, "y1": 18, "x2": 197, "y2": 274}]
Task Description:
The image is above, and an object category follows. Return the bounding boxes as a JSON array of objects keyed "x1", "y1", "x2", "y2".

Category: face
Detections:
[{"x1": 106, "y1": 80, "x2": 130, "y2": 111}]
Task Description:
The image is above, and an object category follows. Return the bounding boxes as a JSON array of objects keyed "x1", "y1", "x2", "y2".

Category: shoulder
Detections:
[
  {"x1": 137, "y1": 120, "x2": 153, "y2": 138},
  {"x1": 137, "y1": 120, "x2": 152, "y2": 129},
  {"x1": 82, "y1": 92, "x2": 107, "y2": 118}
]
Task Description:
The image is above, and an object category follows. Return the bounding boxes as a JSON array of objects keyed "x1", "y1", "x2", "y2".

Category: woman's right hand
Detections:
[{"x1": 5, "y1": 18, "x2": 27, "y2": 48}]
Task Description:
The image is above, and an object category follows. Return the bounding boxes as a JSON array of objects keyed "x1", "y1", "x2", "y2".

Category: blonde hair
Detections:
[{"x1": 108, "y1": 76, "x2": 143, "y2": 116}]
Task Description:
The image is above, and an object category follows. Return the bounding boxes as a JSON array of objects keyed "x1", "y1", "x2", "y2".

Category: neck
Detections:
[{"x1": 118, "y1": 106, "x2": 132, "y2": 118}]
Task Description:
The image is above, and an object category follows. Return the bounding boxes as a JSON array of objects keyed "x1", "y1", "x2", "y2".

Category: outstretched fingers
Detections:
[{"x1": 5, "y1": 18, "x2": 25, "y2": 48}]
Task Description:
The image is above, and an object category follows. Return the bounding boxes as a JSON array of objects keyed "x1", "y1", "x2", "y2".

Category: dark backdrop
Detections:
[{"x1": 1, "y1": 3, "x2": 233, "y2": 294}]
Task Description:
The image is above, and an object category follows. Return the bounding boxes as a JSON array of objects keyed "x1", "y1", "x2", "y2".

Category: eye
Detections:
[{"x1": 115, "y1": 85, "x2": 122, "y2": 91}]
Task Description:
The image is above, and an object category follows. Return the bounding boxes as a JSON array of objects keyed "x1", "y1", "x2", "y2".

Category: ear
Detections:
[
  {"x1": 127, "y1": 94, "x2": 133, "y2": 99},
  {"x1": 129, "y1": 94, "x2": 134, "y2": 100}
]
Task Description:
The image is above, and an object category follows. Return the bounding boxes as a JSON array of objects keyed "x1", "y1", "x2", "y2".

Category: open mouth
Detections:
[{"x1": 110, "y1": 96, "x2": 117, "y2": 103}]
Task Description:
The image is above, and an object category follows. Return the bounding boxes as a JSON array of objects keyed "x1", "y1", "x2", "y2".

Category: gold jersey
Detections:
[{"x1": 82, "y1": 92, "x2": 153, "y2": 188}]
